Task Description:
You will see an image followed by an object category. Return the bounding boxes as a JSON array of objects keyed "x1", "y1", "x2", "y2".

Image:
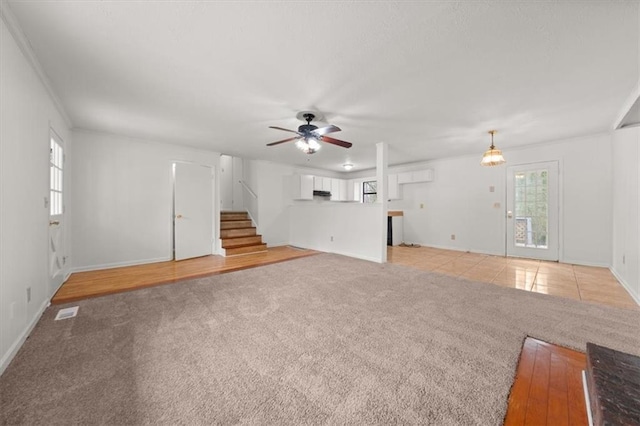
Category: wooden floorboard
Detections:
[
  {"x1": 505, "y1": 337, "x2": 588, "y2": 426},
  {"x1": 52, "y1": 246, "x2": 318, "y2": 304}
]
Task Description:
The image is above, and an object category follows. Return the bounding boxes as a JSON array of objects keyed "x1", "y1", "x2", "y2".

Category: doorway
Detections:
[
  {"x1": 173, "y1": 162, "x2": 214, "y2": 261},
  {"x1": 49, "y1": 131, "x2": 65, "y2": 294},
  {"x1": 506, "y1": 161, "x2": 559, "y2": 261}
]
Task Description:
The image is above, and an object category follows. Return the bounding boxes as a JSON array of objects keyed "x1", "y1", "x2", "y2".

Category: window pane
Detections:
[{"x1": 512, "y1": 168, "x2": 549, "y2": 249}]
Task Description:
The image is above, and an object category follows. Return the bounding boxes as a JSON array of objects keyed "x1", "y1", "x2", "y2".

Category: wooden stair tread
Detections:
[
  {"x1": 219, "y1": 211, "x2": 267, "y2": 256},
  {"x1": 225, "y1": 243, "x2": 268, "y2": 256},
  {"x1": 220, "y1": 220, "x2": 253, "y2": 230},
  {"x1": 221, "y1": 235, "x2": 263, "y2": 248}
]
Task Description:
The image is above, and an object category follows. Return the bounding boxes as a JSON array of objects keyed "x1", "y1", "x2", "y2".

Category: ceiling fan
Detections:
[{"x1": 267, "y1": 113, "x2": 353, "y2": 154}]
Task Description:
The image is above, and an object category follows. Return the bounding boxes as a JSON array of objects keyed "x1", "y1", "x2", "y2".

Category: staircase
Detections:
[{"x1": 220, "y1": 211, "x2": 267, "y2": 256}]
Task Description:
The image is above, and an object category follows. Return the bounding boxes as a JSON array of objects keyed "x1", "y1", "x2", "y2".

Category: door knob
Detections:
[
  {"x1": 176, "y1": 214, "x2": 183, "y2": 219},
  {"x1": 507, "y1": 211, "x2": 513, "y2": 219}
]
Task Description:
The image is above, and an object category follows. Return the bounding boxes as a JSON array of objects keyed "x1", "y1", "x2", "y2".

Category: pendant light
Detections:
[{"x1": 480, "y1": 130, "x2": 506, "y2": 166}]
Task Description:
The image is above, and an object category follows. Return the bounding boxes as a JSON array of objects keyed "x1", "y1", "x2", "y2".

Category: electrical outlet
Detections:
[
  {"x1": 420, "y1": 203, "x2": 424, "y2": 209},
  {"x1": 26, "y1": 287, "x2": 31, "y2": 303},
  {"x1": 489, "y1": 186, "x2": 495, "y2": 193},
  {"x1": 451, "y1": 234, "x2": 456, "y2": 240},
  {"x1": 330, "y1": 236, "x2": 334, "y2": 242}
]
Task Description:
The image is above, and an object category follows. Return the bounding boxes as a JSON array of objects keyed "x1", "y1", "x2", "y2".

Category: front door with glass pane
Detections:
[
  {"x1": 49, "y1": 132, "x2": 65, "y2": 294},
  {"x1": 506, "y1": 161, "x2": 559, "y2": 261}
]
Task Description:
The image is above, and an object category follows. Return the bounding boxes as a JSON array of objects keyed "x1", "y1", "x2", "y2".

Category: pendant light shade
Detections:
[{"x1": 480, "y1": 130, "x2": 506, "y2": 166}]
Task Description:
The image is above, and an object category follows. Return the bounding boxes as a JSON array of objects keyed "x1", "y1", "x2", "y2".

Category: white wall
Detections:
[
  {"x1": 240, "y1": 159, "x2": 346, "y2": 247},
  {"x1": 220, "y1": 155, "x2": 233, "y2": 211},
  {"x1": 384, "y1": 133, "x2": 613, "y2": 266},
  {"x1": 70, "y1": 130, "x2": 219, "y2": 271},
  {"x1": 252, "y1": 161, "x2": 293, "y2": 246},
  {"x1": 0, "y1": 15, "x2": 71, "y2": 373},
  {"x1": 290, "y1": 203, "x2": 385, "y2": 262},
  {"x1": 611, "y1": 127, "x2": 639, "y2": 303}
]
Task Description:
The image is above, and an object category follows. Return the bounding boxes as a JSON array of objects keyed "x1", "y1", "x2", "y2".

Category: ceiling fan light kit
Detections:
[
  {"x1": 267, "y1": 112, "x2": 353, "y2": 154},
  {"x1": 343, "y1": 163, "x2": 354, "y2": 171},
  {"x1": 480, "y1": 130, "x2": 506, "y2": 166}
]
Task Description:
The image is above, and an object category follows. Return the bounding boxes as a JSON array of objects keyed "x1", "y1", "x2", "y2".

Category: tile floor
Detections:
[{"x1": 387, "y1": 246, "x2": 638, "y2": 310}]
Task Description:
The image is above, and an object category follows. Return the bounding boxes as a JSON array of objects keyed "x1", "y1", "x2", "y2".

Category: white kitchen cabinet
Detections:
[
  {"x1": 397, "y1": 169, "x2": 434, "y2": 184},
  {"x1": 330, "y1": 178, "x2": 349, "y2": 201},
  {"x1": 291, "y1": 175, "x2": 314, "y2": 200},
  {"x1": 313, "y1": 176, "x2": 332, "y2": 191},
  {"x1": 397, "y1": 172, "x2": 413, "y2": 184},
  {"x1": 322, "y1": 177, "x2": 332, "y2": 191},
  {"x1": 330, "y1": 178, "x2": 341, "y2": 201}
]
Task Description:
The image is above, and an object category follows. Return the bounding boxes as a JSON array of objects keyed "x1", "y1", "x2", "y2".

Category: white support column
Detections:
[{"x1": 376, "y1": 142, "x2": 388, "y2": 263}]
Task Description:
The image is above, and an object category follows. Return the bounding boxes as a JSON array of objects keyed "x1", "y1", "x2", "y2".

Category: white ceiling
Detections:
[{"x1": 6, "y1": 1, "x2": 639, "y2": 172}]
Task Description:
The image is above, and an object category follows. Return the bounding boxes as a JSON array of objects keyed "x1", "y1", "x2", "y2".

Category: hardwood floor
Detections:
[
  {"x1": 52, "y1": 246, "x2": 317, "y2": 304},
  {"x1": 504, "y1": 337, "x2": 588, "y2": 426},
  {"x1": 387, "y1": 246, "x2": 638, "y2": 310}
]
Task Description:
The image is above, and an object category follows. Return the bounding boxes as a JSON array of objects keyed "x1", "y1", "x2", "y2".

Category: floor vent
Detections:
[{"x1": 55, "y1": 306, "x2": 79, "y2": 320}]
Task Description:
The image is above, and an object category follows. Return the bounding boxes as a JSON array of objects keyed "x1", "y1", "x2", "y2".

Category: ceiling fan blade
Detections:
[
  {"x1": 269, "y1": 126, "x2": 302, "y2": 136},
  {"x1": 312, "y1": 125, "x2": 341, "y2": 136},
  {"x1": 266, "y1": 136, "x2": 299, "y2": 146},
  {"x1": 321, "y1": 136, "x2": 352, "y2": 148}
]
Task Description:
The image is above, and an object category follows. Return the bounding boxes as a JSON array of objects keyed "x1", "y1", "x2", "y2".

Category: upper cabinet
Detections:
[
  {"x1": 397, "y1": 169, "x2": 434, "y2": 184},
  {"x1": 314, "y1": 176, "x2": 332, "y2": 191},
  {"x1": 291, "y1": 174, "x2": 314, "y2": 200},
  {"x1": 330, "y1": 178, "x2": 349, "y2": 202}
]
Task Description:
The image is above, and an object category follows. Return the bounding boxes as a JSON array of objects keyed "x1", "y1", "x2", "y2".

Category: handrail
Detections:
[{"x1": 239, "y1": 180, "x2": 257, "y2": 199}]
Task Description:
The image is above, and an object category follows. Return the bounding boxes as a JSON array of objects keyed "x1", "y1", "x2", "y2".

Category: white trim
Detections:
[
  {"x1": 582, "y1": 370, "x2": 594, "y2": 426},
  {"x1": 69, "y1": 256, "x2": 172, "y2": 274},
  {"x1": 613, "y1": 78, "x2": 640, "y2": 130},
  {"x1": 403, "y1": 242, "x2": 505, "y2": 257},
  {"x1": 266, "y1": 241, "x2": 289, "y2": 247},
  {"x1": 332, "y1": 250, "x2": 382, "y2": 263},
  {"x1": 610, "y1": 267, "x2": 640, "y2": 306},
  {"x1": 0, "y1": 3, "x2": 72, "y2": 127},
  {"x1": 0, "y1": 299, "x2": 49, "y2": 376},
  {"x1": 561, "y1": 258, "x2": 610, "y2": 268}
]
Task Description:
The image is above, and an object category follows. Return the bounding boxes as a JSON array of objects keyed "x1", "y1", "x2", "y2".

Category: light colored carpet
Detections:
[{"x1": 1, "y1": 254, "x2": 639, "y2": 425}]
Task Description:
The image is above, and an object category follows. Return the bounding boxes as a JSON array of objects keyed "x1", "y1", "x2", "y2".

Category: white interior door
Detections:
[
  {"x1": 506, "y1": 161, "x2": 559, "y2": 261},
  {"x1": 174, "y1": 162, "x2": 214, "y2": 261},
  {"x1": 49, "y1": 132, "x2": 65, "y2": 294}
]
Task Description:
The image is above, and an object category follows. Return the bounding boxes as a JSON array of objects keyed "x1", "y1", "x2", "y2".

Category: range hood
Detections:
[{"x1": 313, "y1": 190, "x2": 331, "y2": 197}]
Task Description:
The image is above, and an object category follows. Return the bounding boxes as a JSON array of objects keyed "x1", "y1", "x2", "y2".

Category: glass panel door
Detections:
[{"x1": 506, "y1": 161, "x2": 559, "y2": 261}]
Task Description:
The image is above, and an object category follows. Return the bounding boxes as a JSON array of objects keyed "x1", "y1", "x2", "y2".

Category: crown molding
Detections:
[{"x1": 0, "y1": 1, "x2": 72, "y2": 127}]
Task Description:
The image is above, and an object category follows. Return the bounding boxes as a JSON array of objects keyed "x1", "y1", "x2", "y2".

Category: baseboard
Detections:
[
  {"x1": 562, "y1": 258, "x2": 610, "y2": 268},
  {"x1": 266, "y1": 242, "x2": 289, "y2": 248},
  {"x1": 402, "y1": 242, "x2": 504, "y2": 257},
  {"x1": 70, "y1": 256, "x2": 173, "y2": 274},
  {"x1": 331, "y1": 249, "x2": 382, "y2": 263},
  {"x1": 0, "y1": 299, "x2": 49, "y2": 376},
  {"x1": 610, "y1": 268, "x2": 640, "y2": 307}
]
